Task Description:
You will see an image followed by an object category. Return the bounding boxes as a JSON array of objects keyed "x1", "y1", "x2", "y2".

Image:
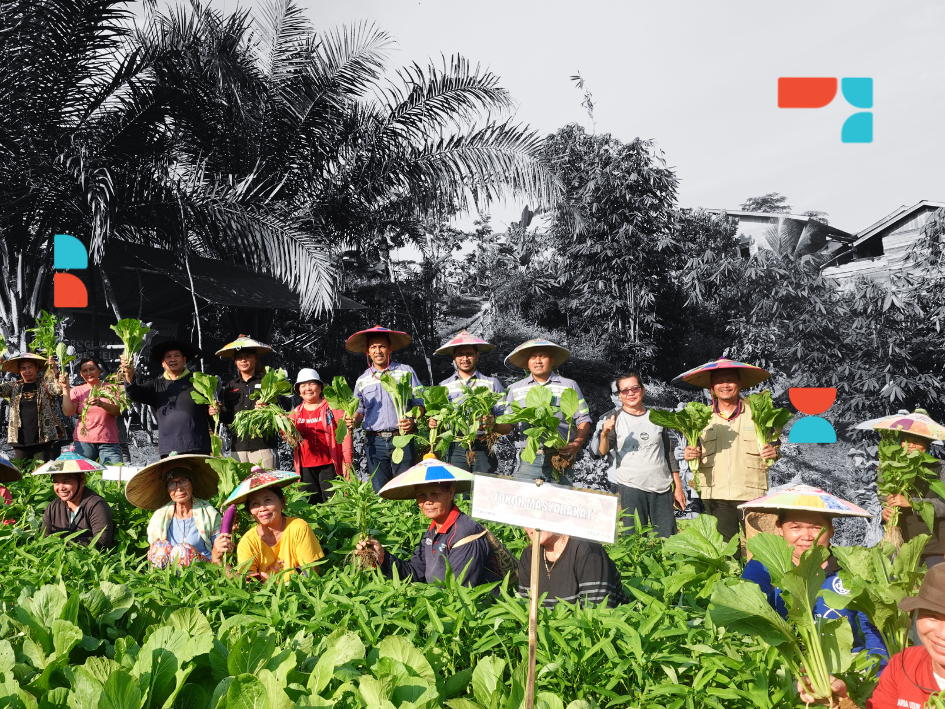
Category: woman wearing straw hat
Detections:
[
  {"x1": 503, "y1": 339, "x2": 592, "y2": 486},
  {"x1": 225, "y1": 468, "x2": 324, "y2": 581},
  {"x1": 433, "y1": 331, "x2": 511, "y2": 474},
  {"x1": 288, "y1": 368, "x2": 353, "y2": 504},
  {"x1": 740, "y1": 485, "x2": 887, "y2": 667},
  {"x1": 210, "y1": 336, "x2": 278, "y2": 468},
  {"x1": 343, "y1": 326, "x2": 424, "y2": 493},
  {"x1": 0, "y1": 352, "x2": 63, "y2": 462},
  {"x1": 34, "y1": 453, "x2": 114, "y2": 549},
  {"x1": 125, "y1": 455, "x2": 231, "y2": 569},
  {"x1": 121, "y1": 339, "x2": 212, "y2": 458},
  {"x1": 676, "y1": 358, "x2": 779, "y2": 545},
  {"x1": 356, "y1": 460, "x2": 499, "y2": 587}
]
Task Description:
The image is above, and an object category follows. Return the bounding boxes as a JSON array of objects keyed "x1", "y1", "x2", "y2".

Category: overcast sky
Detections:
[{"x1": 200, "y1": 0, "x2": 945, "y2": 235}]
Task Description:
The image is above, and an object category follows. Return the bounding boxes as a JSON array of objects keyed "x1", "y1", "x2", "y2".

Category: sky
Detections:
[{"x1": 174, "y1": 0, "x2": 945, "y2": 236}]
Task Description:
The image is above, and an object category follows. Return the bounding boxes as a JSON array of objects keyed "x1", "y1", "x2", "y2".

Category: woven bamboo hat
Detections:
[
  {"x1": 674, "y1": 357, "x2": 770, "y2": 390},
  {"x1": 434, "y1": 331, "x2": 496, "y2": 357},
  {"x1": 1, "y1": 352, "x2": 48, "y2": 374},
  {"x1": 345, "y1": 326, "x2": 412, "y2": 354},
  {"x1": 504, "y1": 339, "x2": 570, "y2": 370},
  {"x1": 124, "y1": 454, "x2": 219, "y2": 510},
  {"x1": 215, "y1": 335, "x2": 274, "y2": 359}
]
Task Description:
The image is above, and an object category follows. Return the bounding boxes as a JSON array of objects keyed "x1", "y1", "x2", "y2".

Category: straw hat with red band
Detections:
[
  {"x1": 674, "y1": 357, "x2": 770, "y2": 390},
  {"x1": 434, "y1": 331, "x2": 496, "y2": 357},
  {"x1": 900, "y1": 563, "x2": 945, "y2": 616},
  {"x1": 345, "y1": 326, "x2": 412, "y2": 355},
  {"x1": 1, "y1": 352, "x2": 48, "y2": 374},
  {"x1": 215, "y1": 335, "x2": 274, "y2": 359},
  {"x1": 504, "y1": 339, "x2": 570, "y2": 370}
]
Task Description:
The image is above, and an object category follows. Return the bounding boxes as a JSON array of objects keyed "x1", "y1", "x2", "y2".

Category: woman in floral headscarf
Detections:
[{"x1": 125, "y1": 455, "x2": 232, "y2": 568}]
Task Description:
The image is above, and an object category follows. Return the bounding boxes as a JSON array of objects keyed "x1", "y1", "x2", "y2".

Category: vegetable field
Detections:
[{"x1": 0, "y1": 473, "x2": 892, "y2": 708}]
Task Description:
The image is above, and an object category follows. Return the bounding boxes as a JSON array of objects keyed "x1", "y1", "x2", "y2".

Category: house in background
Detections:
[
  {"x1": 819, "y1": 200, "x2": 945, "y2": 287},
  {"x1": 704, "y1": 209, "x2": 856, "y2": 260}
]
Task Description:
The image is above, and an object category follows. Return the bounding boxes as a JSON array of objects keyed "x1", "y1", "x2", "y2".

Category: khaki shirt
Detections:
[{"x1": 696, "y1": 398, "x2": 768, "y2": 501}]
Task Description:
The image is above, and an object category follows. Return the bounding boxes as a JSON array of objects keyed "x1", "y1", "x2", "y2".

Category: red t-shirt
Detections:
[
  {"x1": 294, "y1": 401, "x2": 334, "y2": 468},
  {"x1": 868, "y1": 646, "x2": 942, "y2": 709}
]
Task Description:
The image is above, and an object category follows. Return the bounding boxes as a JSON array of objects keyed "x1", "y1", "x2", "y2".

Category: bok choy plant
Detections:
[
  {"x1": 877, "y1": 430, "x2": 945, "y2": 547},
  {"x1": 496, "y1": 385, "x2": 580, "y2": 481},
  {"x1": 709, "y1": 533, "x2": 853, "y2": 708},
  {"x1": 747, "y1": 391, "x2": 793, "y2": 467},
  {"x1": 455, "y1": 386, "x2": 506, "y2": 466},
  {"x1": 109, "y1": 318, "x2": 151, "y2": 362},
  {"x1": 391, "y1": 386, "x2": 455, "y2": 463},
  {"x1": 190, "y1": 372, "x2": 222, "y2": 456},
  {"x1": 379, "y1": 371, "x2": 415, "y2": 422},
  {"x1": 649, "y1": 402, "x2": 713, "y2": 492},
  {"x1": 232, "y1": 367, "x2": 300, "y2": 448},
  {"x1": 323, "y1": 376, "x2": 360, "y2": 444}
]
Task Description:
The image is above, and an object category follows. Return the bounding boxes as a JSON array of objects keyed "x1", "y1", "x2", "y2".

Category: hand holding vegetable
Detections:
[
  {"x1": 119, "y1": 354, "x2": 135, "y2": 383},
  {"x1": 211, "y1": 533, "x2": 234, "y2": 564},
  {"x1": 398, "y1": 417, "x2": 416, "y2": 435},
  {"x1": 355, "y1": 536, "x2": 386, "y2": 566},
  {"x1": 58, "y1": 374, "x2": 71, "y2": 390},
  {"x1": 797, "y1": 676, "x2": 847, "y2": 706},
  {"x1": 683, "y1": 445, "x2": 701, "y2": 461},
  {"x1": 760, "y1": 443, "x2": 777, "y2": 460}
]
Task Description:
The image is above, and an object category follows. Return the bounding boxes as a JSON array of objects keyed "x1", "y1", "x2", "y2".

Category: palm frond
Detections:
[{"x1": 254, "y1": 0, "x2": 312, "y2": 82}]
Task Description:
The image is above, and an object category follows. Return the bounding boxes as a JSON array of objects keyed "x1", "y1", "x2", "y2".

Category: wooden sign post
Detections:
[{"x1": 471, "y1": 476, "x2": 619, "y2": 709}]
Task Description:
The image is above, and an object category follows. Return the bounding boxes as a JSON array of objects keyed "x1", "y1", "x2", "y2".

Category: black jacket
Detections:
[
  {"x1": 126, "y1": 371, "x2": 212, "y2": 456},
  {"x1": 218, "y1": 373, "x2": 276, "y2": 451},
  {"x1": 41, "y1": 490, "x2": 115, "y2": 550}
]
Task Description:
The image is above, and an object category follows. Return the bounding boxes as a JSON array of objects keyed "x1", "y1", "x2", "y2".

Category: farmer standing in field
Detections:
[
  {"x1": 432, "y1": 331, "x2": 511, "y2": 474},
  {"x1": 343, "y1": 326, "x2": 423, "y2": 493},
  {"x1": 594, "y1": 371, "x2": 685, "y2": 537},
  {"x1": 678, "y1": 358, "x2": 778, "y2": 544},
  {"x1": 504, "y1": 339, "x2": 592, "y2": 486},
  {"x1": 209, "y1": 336, "x2": 278, "y2": 468},
  {"x1": 121, "y1": 340, "x2": 213, "y2": 459}
]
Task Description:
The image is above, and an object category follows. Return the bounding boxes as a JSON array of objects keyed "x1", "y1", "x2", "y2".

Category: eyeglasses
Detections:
[
  {"x1": 166, "y1": 479, "x2": 192, "y2": 491},
  {"x1": 618, "y1": 386, "x2": 643, "y2": 396}
]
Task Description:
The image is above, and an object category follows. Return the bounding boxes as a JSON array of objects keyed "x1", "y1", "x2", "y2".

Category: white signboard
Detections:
[
  {"x1": 101, "y1": 466, "x2": 141, "y2": 482},
  {"x1": 471, "y1": 475, "x2": 619, "y2": 544}
]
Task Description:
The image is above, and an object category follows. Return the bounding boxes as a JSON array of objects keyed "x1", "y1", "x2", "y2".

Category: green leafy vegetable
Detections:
[
  {"x1": 108, "y1": 318, "x2": 151, "y2": 362},
  {"x1": 390, "y1": 386, "x2": 456, "y2": 464},
  {"x1": 746, "y1": 391, "x2": 793, "y2": 467},
  {"x1": 495, "y1": 385, "x2": 580, "y2": 481},
  {"x1": 877, "y1": 430, "x2": 945, "y2": 545},
  {"x1": 323, "y1": 376, "x2": 360, "y2": 444},
  {"x1": 454, "y1": 386, "x2": 506, "y2": 462},
  {"x1": 232, "y1": 367, "x2": 300, "y2": 448},
  {"x1": 379, "y1": 371, "x2": 415, "y2": 422},
  {"x1": 648, "y1": 402, "x2": 713, "y2": 492},
  {"x1": 0, "y1": 334, "x2": 6, "y2": 359},
  {"x1": 78, "y1": 380, "x2": 130, "y2": 436},
  {"x1": 190, "y1": 371, "x2": 222, "y2": 455},
  {"x1": 821, "y1": 533, "x2": 929, "y2": 657},
  {"x1": 709, "y1": 532, "x2": 852, "y2": 706},
  {"x1": 26, "y1": 310, "x2": 62, "y2": 356}
]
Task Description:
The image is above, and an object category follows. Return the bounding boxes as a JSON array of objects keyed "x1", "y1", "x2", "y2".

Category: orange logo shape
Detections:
[
  {"x1": 53, "y1": 273, "x2": 88, "y2": 308},
  {"x1": 788, "y1": 387, "x2": 837, "y2": 415},
  {"x1": 778, "y1": 78, "x2": 838, "y2": 108}
]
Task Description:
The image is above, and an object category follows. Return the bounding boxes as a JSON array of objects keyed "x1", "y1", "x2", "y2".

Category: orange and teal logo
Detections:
[
  {"x1": 788, "y1": 388, "x2": 838, "y2": 443},
  {"x1": 53, "y1": 234, "x2": 89, "y2": 308},
  {"x1": 778, "y1": 77, "x2": 873, "y2": 143}
]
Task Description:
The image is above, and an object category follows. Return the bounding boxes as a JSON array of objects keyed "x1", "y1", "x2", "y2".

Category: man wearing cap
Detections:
[
  {"x1": 209, "y1": 336, "x2": 277, "y2": 468},
  {"x1": 343, "y1": 326, "x2": 423, "y2": 493},
  {"x1": 433, "y1": 331, "x2": 511, "y2": 474},
  {"x1": 121, "y1": 340, "x2": 213, "y2": 459},
  {"x1": 504, "y1": 339, "x2": 592, "y2": 486},
  {"x1": 679, "y1": 360, "x2": 778, "y2": 544}
]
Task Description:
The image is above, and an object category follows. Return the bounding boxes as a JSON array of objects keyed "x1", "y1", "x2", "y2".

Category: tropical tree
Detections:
[{"x1": 740, "y1": 192, "x2": 792, "y2": 213}]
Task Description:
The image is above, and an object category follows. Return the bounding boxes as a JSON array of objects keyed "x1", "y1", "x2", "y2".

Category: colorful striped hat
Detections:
[
  {"x1": 0, "y1": 455, "x2": 21, "y2": 483},
  {"x1": 345, "y1": 326, "x2": 412, "y2": 354},
  {"x1": 32, "y1": 451, "x2": 106, "y2": 476},
  {"x1": 434, "y1": 331, "x2": 496, "y2": 357},
  {"x1": 378, "y1": 458, "x2": 475, "y2": 500},
  {"x1": 869, "y1": 410, "x2": 945, "y2": 442},
  {"x1": 738, "y1": 485, "x2": 871, "y2": 518},
  {"x1": 223, "y1": 467, "x2": 300, "y2": 508},
  {"x1": 674, "y1": 357, "x2": 770, "y2": 390}
]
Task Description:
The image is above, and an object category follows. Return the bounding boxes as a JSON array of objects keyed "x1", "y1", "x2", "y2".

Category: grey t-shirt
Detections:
[{"x1": 607, "y1": 409, "x2": 678, "y2": 493}]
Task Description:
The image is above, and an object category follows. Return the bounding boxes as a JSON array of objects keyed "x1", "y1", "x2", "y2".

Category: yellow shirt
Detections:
[
  {"x1": 237, "y1": 517, "x2": 324, "y2": 576},
  {"x1": 696, "y1": 398, "x2": 768, "y2": 501}
]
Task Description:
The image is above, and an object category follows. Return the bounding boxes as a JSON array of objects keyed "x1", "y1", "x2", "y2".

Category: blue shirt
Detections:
[
  {"x1": 354, "y1": 362, "x2": 423, "y2": 432},
  {"x1": 166, "y1": 516, "x2": 215, "y2": 560},
  {"x1": 505, "y1": 373, "x2": 592, "y2": 443},
  {"x1": 742, "y1": 558, "x2": 887, "y2": 669},
  {"x1": 439, "y1": 370, "x2": 506, "y2": 416}
]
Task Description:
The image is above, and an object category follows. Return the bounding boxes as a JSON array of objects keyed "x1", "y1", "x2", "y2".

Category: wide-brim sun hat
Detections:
[
  {"x1": 345, "y1": 326, "x2": 412, "y2": 355},
  {"x1": 900, "y1": 563, "x2": 945, "y2": 615},
  {"x1": 1, "y1": 352, "x2": 48, "y2": 374},
  {"x1": 504, "y1": 339, "x2": 570, "y2": 370},
  {"x1": 223, "y1": 467, "x2": 300, "y2": 508},
  {"x1": 434, "y1": 330, "x2": 497, "y2": 357},
  {"x1": 124, "y1": 454, "x2": 219, "y2": 510},
  {"x1": 215, "y1": 335, "x2": 274, "y2": 359},
  {"x1": 737, "y1": 484, "x2": 871, "y2": 518},
  {"x1": 0, "y1": 455, "x2": 21, "y2": 483},
  {"x1": 674, "y1": 357, "x2": 770, "y2": 390},
  {"x1": 32, "y1": 451, "x2": 106, "y2": 476},
  {"x1": 149, "y1": 339, "x2": 202, "y2": 363},
  {"x1": 294, "y1": 368, "x2": 325, "y2": 394},
  {"x1": 378, "y1": 458, "x2": 475, "y2": 501},
  {"x1": 868, "y1": 409, "x2": 945, "y2": 442}
]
